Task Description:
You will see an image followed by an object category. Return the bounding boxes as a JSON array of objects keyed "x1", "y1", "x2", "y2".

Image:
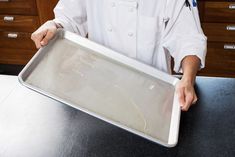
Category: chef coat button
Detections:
[
  {"x1": 111, "y1": 2, "x2": 116, "y2": 7},
  {"x1": 128, "y1": 32, "x2": 134, "y2": 37},
  {"x1": 107, "y1": 26, "x2": 113, "y2": 32},
  {"x1": 129, "y1": 7, "x2": 135, "y2": 12}
]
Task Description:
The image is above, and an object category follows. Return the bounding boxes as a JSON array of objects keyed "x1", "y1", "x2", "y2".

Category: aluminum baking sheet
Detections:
[{"x1": 18, "y1": 30, "x2": 181, "y2": 147}]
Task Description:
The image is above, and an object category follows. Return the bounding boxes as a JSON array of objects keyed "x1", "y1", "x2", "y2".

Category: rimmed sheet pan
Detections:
[{"x1": 18, "y1": 30, "x2": 181, "y2": 147}]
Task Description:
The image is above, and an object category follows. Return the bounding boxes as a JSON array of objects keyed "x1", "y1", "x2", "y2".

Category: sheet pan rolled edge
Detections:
[{"x1": 18, "y1": 29, "x2": 181, "y2": 147}]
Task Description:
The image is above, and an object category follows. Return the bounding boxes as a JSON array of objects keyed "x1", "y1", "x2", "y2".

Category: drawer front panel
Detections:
[
  {"x1": 0, "y1": 48, "x2": 35, "y2": 65},
  {"x1": 199, "y1": 42, "x2": 235, "y2": 77},
  {"x1": 0, "y1": 31, "x2": 36, "y2": 50},
  {"x1": 202, "y1": 23, "x2": 235, "y2": 42},
  {"x1": 0, "y1": 15, "x2": 39, "y2": 32},
  {"x1": 203, "y1": 2, "x2": 235, "y2": 23},
  {"x1": 0, "y1": 0, "x2": 37, "y2": 15}
]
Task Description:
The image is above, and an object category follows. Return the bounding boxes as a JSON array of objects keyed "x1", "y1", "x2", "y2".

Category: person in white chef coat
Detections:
[{"x1": 31, "y1": 0, "x2": 207, "y2": 111}]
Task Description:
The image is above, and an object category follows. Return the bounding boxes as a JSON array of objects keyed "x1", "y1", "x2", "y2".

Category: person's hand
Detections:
[
  {"x1": 31, "y1": 20, "x2": 59, "y2": 49},
  {"x1": 176, "y1": 78, "x2": 198, "y2": 111}
]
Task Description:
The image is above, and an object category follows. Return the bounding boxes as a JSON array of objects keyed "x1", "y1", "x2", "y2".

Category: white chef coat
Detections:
[{"x1": 53, "y1": 0, "x2": 207, "y2": 74}]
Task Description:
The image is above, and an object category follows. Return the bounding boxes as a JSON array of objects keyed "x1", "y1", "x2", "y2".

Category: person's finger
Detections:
[
  {"x1": 40, "y1": 29, "x2": 56, "y2": 46},
  {"x1": 31, "y1": 30, "x2": 47, "y2": 49},
  {"x1": 182, "y1": 92, "x2": 194, "y2": 111},
  {"x1": 31, "y1": 33, "x2": 41, "y2": 49},
  {"x1": 177, "y1": 87, "x2": 185, "y2": 108}
]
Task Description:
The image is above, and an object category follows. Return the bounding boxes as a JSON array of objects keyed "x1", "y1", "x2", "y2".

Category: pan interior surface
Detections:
[{"x1": 25, "y1": 38, "x2": 175, "y2": 143}]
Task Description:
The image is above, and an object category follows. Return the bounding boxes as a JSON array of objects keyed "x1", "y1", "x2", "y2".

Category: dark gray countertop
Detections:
[{"x1": 0, "y1": 75, "x2": 234, "y2": 157}]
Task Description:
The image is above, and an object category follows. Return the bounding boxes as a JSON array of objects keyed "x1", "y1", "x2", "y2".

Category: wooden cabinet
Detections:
[
  {"x1": 198, "y1": 0, "x2": 235, "y2": 77},
  {"x1": 0, "y1": 0, "x2": 58, "y2": 65}
]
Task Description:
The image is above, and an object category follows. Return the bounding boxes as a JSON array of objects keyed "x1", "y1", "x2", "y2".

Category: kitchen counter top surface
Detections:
[{"x1": 0, "y1": 75, "x2": 235, "y2": 157}]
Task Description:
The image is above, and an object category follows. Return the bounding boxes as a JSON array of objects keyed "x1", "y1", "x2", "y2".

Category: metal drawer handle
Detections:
[
  {"x1": 0, "y1": 0, "x2": 10, "y2": 1},
  {"x1": 224, "y1": 44, "x2": 235, "y2": 50},
  {"x1": 4, "y1": 16, "x2": 14, "y2": 22},
  {"x1": 227, "y1": 25, "x2": 235, "y2": 31},
  {"x1": 7, "y1": 33, "x2": 18, "y2": 39},
  {"x1": 229, "y1": 4, "x2": 235, "y2": 9}
]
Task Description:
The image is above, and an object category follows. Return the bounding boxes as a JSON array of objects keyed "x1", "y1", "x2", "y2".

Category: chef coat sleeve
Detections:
[
  {"x1": 163, "y1": 3, "x2": 207, "y2": 73},
  {"x1": 53, "y1": 0, "x2": 88, "y2": 37}
]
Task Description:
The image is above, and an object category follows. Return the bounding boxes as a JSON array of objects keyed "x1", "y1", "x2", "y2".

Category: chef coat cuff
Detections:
[
  {"x1": 53, "y1": 18, "x2": 75, "y2": 33},
  {"x1": 174, "y1": 47, "x2": 206, "y2": 73}
]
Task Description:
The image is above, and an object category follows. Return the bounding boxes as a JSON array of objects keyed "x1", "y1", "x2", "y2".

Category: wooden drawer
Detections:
[
  {"x1": 202, "y1": 23, "x2": 235, "y2": 42},
  {"x1": 199, "y1": 42, "x2": 235, "y2": 77},
  {"x1": 0, "y1": 31, "x2": 36, "y2": 50},
  {"x1": 0, "y1": 15, "x2": 39, "y2": 32},
  {"x1": 0, "y1": 0, "x2": 37, "y2": 15},
  {"x1": 0, "y1": 48, "x2": 35, "y2": 65},
  {"x1": 202, "y1": 2, "x2": 235, "y2": 23}
]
